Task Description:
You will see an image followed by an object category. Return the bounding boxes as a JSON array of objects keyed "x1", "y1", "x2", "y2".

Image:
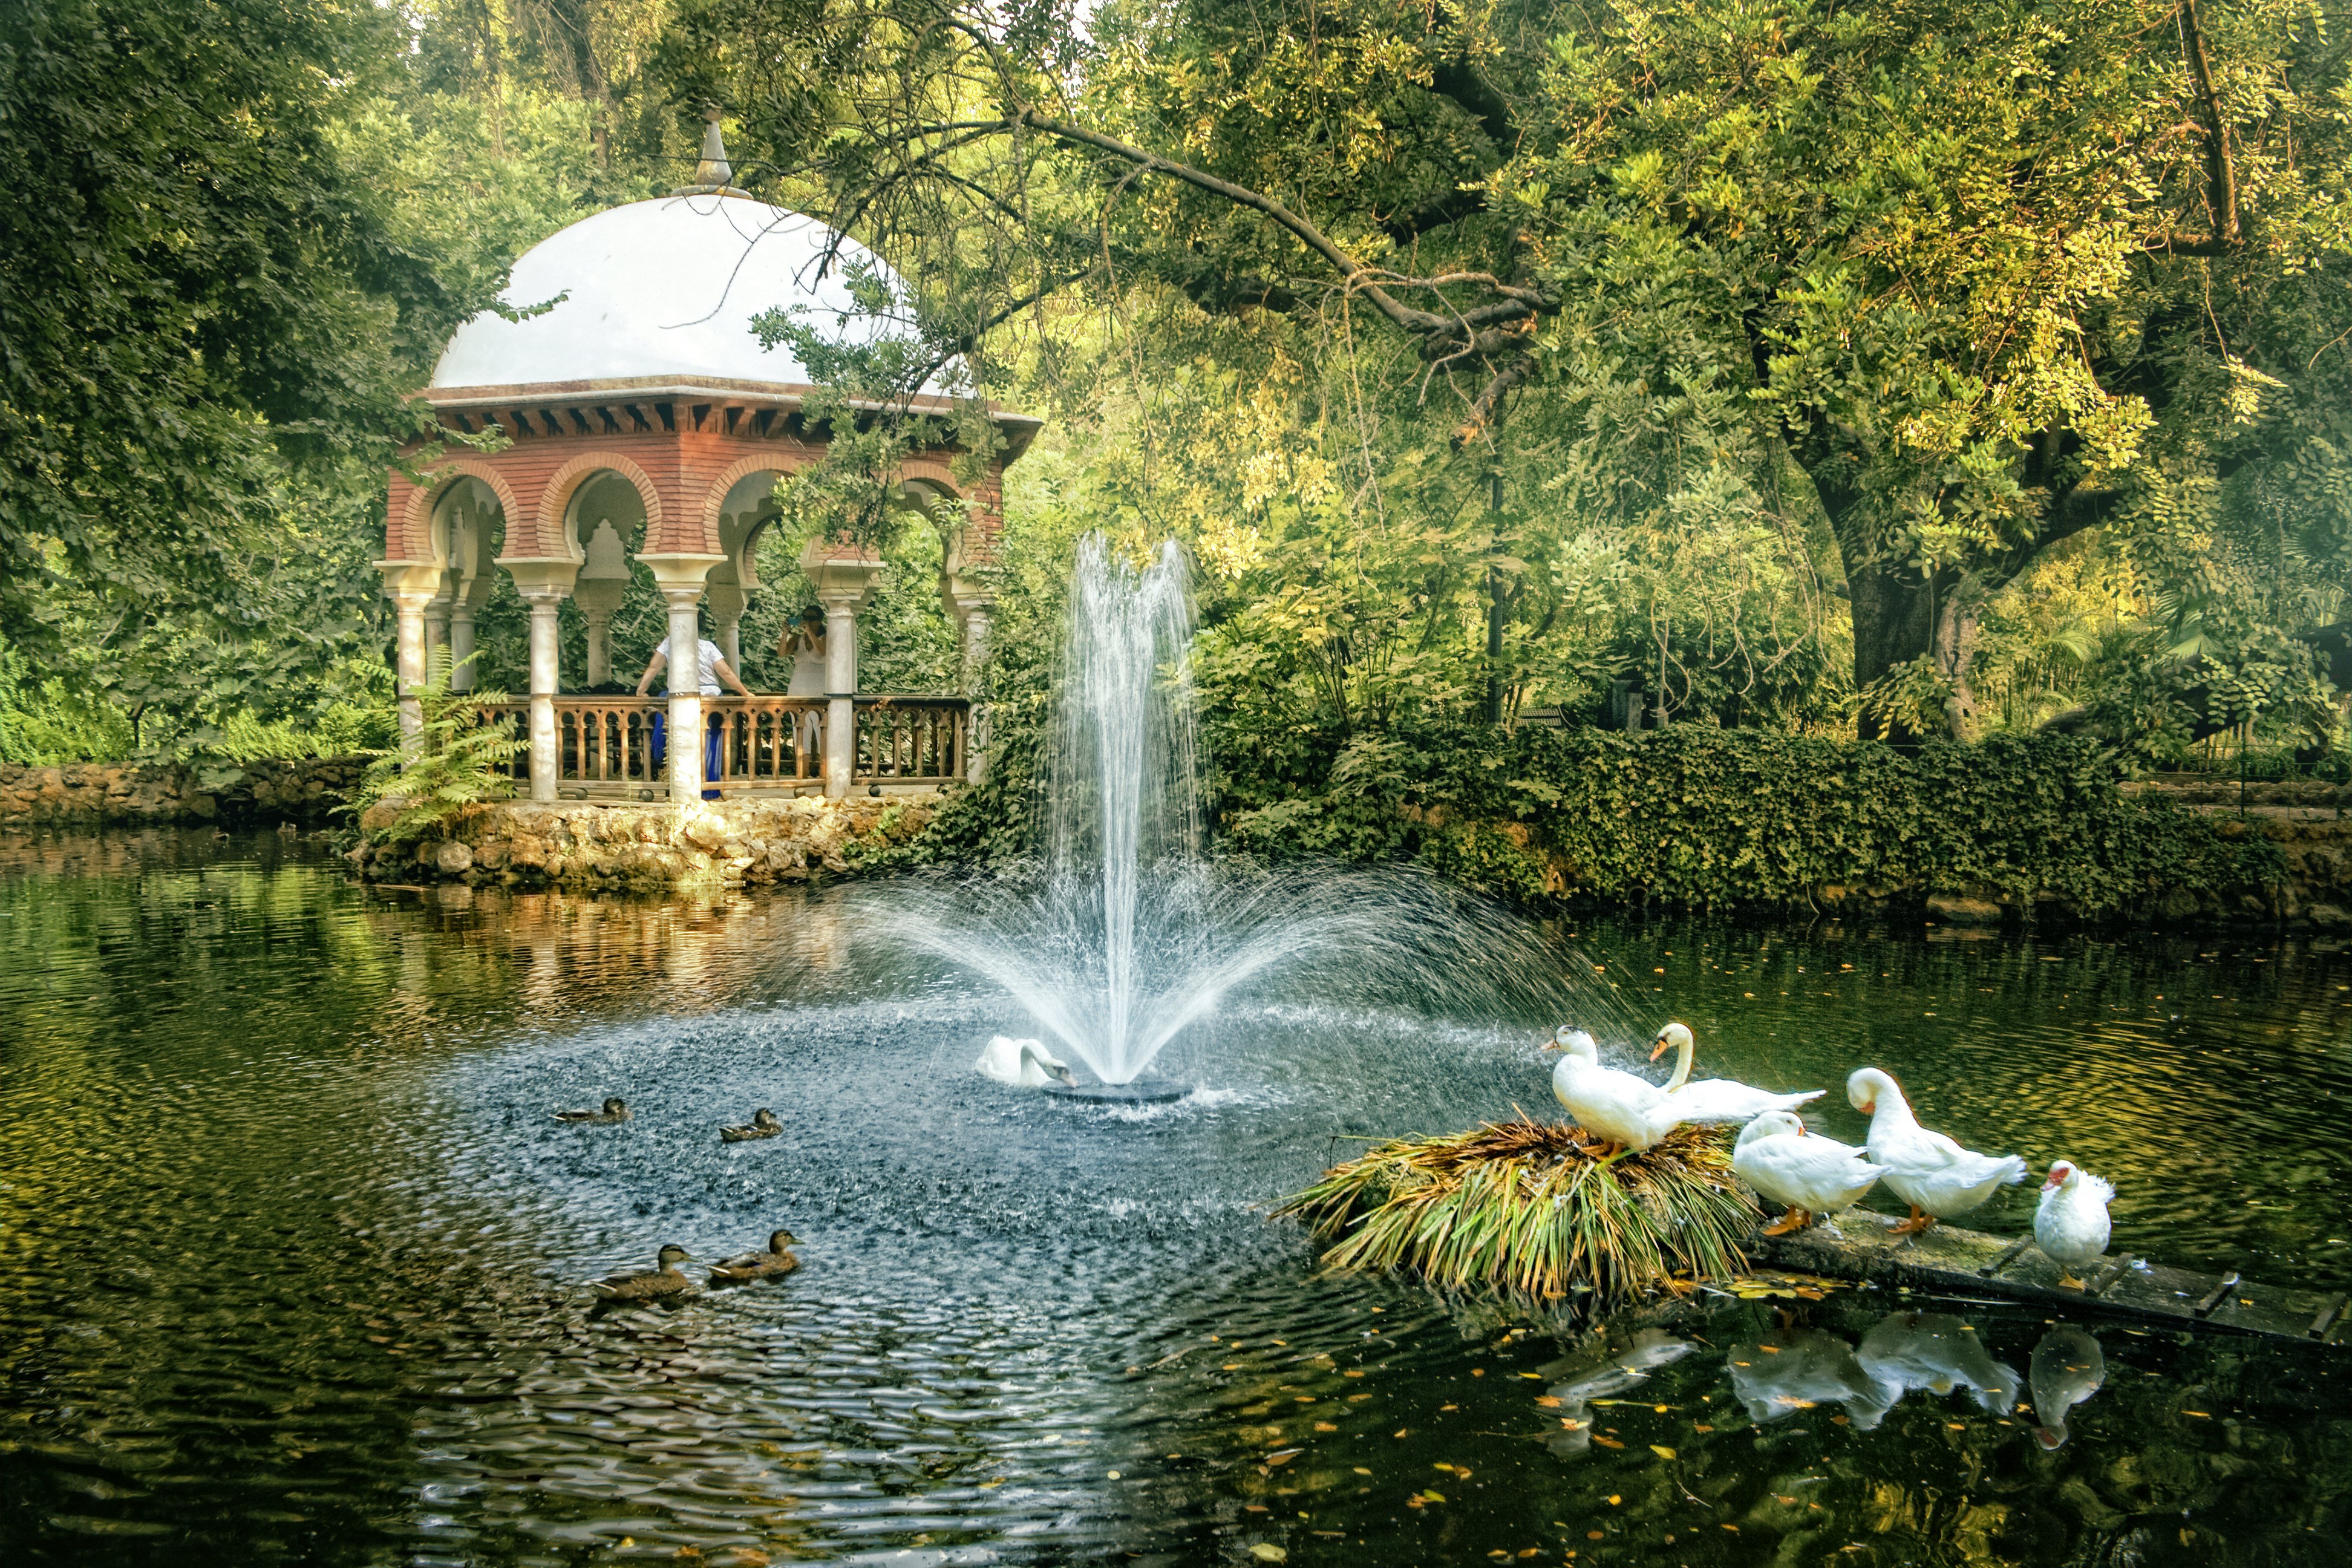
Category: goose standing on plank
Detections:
[
  {"x1": 1545, "y1": 1027, "x2": 1696, "y2": 1155},
  {"x1": 975, "y1": 1036, "x2": 1080, "y2": 1088},
  {"x1": 2033, "y1": 1160, "x2": 2115, "y2": 1289},
  {"x1": 1651, "y1": 1022, "x2": 1825, "y2": 1123},
  {"x1": 1732, "y1": 1111, "x2": 1888, "y2": 1235},
  {"x1": 1846, "y1": 1068, "x2": 2028, "y2": 1235}
]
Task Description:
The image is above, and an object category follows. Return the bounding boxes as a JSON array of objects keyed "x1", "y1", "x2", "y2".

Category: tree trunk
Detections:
[{"x1": 1846, "y1": 559, "x2": 1939, "y2": 744}]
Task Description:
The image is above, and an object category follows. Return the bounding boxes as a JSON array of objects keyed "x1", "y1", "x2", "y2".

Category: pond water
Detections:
[{"x1": 3, "y1": 830, "x2": 2349, "y2": 1567}]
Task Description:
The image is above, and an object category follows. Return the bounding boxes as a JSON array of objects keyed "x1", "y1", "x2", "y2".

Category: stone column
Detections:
[
  {"x1": 501, "y1": 560, "x2": 580, "y2": 803},
  {"x1": 575, "y1": 577, "x2": 626, "y2": 687},
  {"x1": 376, "y1": 561, "x2": 445, "y2": 753},
  {"x1": 802, "y1": 540, "x2": 884, "y2": 800},
  {"x1": 448, "y1": 604, "x2": 478, "y2": 693},
  {"x1": 520, "y1": 588, "x2": 566, "y2": 802},
  {"x1": 639, "y1": 554, "x2": 726, "y2": 805},
  {"x1": 949, "y1": 592, "x2": 995, "y2": 783}
]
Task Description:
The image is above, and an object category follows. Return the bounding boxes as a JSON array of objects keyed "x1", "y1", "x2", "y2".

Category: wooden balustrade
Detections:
[
  {"x1": 854, "y1": 697, "x2": 967, "y2": 783},
  {"x1": 471, "y1": 695, "x2": 969, "y2": 791}
]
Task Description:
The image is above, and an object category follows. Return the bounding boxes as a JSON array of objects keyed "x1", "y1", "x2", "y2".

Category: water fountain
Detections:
[{"x1": 877, "y1": 532, "x2": 1625, "y2": 1096}]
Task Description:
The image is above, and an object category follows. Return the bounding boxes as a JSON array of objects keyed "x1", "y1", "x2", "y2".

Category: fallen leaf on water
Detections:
[
  {"x1": 1249, "y1": 1547, "x2": 1288, "y2": 1563},
  {"x1": 2183, "y1": 1410, "x2": 2212, "y2": 1419},
  {"x1": 1313, "y1": 1422, "x2": 1338, "y2": 1432},
  {"x1": 1265, "y1": 1449, "x2": 1303, "y2": 1467},
  {"x1": 1535, "y1": 1396, "x2": 1563, "y2": 1409},
  {"x1": 1590, "y1": 1436, "x2": 1624, "y2": 1449},
  {"x1": 1353, "y1": 1467, "x2": 1371, "y2": 1475},
  {"x1": 1394, "y1": 1429, "x2": 1409, "y2": 1439},
  {"x1": 1691, "y1": 1423, "x2": 1714, "y2": 1433},
  {"x1": 1650, "y1": 1445, "x2": 1677, "y2": 1460}
]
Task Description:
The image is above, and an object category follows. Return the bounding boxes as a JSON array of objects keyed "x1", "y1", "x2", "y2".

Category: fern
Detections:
[{"x1": 345, "y1": 651, "x2": 524, "y2": 847}]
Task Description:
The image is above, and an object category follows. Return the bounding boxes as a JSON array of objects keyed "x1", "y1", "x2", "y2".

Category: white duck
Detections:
[
  {"x1": 1545, "y1": 1027, "x2": 1696, "y2": 1154},
  {"x1": 1846, "y1": 1068, "x2": 2028, "y2": 1234},
  {"x1": 974, "y1": 1036, "x2": 1079, "y2": 1088},
  {"x1": 1650, "y1": 1022, "x2": 1825, "y2": 1123},
  {"x1": 2033, "y1": 1160, "x2": 2115, "y2": 1289},
  {"x1": 1732, "y1": 1111, "x2": 1888, "y2": 1235}
]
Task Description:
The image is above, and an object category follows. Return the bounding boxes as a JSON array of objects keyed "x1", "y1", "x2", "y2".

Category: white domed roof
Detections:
[{"x1": 431, "y1": 195, "x2": 935, "y2": 392}]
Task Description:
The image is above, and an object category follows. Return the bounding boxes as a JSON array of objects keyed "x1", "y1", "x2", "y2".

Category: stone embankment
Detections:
[
  {"x1": 350, "y1": 794, "x2": 940, "y2": 890},
  {"x1": 0, "y1": 758, "x2": 362, "y2": 826}
]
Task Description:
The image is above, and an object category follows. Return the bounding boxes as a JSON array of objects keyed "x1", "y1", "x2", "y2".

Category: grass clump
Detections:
[{"x1": 1274, "y1": 1117, "x2": 1759, "y2": 1307}]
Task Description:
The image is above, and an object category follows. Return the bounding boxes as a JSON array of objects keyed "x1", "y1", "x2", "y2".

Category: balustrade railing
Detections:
[{"x1": 471, "y1": 695, "x2": 969, "y2": 790}]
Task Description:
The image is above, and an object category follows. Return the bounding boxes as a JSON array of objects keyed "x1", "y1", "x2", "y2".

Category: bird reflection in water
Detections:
[
  {"x1": 1541, "y1": 1328, "x2": 1697, "y2": 1455},
  {"x1": 1857, "y1": 1310, "x2": 2022, "y2": 1414},
  {"x1": 1726, "y1": 1327, "x2": 1900, "y2": 1430},
  {"x1": 2029, "y1": 1325, "x2": 2106, "y2": 1449}
]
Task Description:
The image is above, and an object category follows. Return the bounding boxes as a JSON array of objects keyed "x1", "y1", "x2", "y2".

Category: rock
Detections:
[
  {"x1": 2308, "y1": 903, "x2": 2350, "y2": 929},
  {"x1": 436, "y1": 840, "x2": 475, "y2": 875},
  {"x1": 1926, "y1": 892, "x2": 2003, "y2": 926}
]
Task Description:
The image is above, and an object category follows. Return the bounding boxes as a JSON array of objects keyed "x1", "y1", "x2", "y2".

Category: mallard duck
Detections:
[
  {"x1": 1650, "y1": 1022, "x2": 1824, "y2": 1122},
  {"x1": 1544, "y1": 1027, "x2": 1696, "y2": 1155},
  {"x1": 1732, "y1": 1111, "x2": 1887, "y2": 1234},
  {"x1": 2033, "y1": 1160, "x2": 2115, "y2": 1289},
  {"x1": 710, "y1": 1229, "x2": 801, "y2": 1285},
  {"x1": 1846, "y1": 1068, "x2": 2027, "y2": 1234},
  {"x1": 975, "y1": 1036, "x2": 1079, "y2": 1088},
  {"x1": 2028, "y1": 1324, "x2": 2105, "y2": 1450},
  {"x1": 719, "y1": 1108, "x2": 782, "y2": 1143},
  {"x1": 592, "y1": 1244, "x2": 697, "y2": 1302},
  {"x1": 554, "y1": 1096, "x2": 630, "y2": 1124}
]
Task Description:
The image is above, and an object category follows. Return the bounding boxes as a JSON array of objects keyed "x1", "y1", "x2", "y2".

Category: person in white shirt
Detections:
[
  {"x1": 636, "y1": 623, "x2": 754, "y2": 797},
  {"x1": 778, "y1": 604, "x2": 827, "y2": 776}
]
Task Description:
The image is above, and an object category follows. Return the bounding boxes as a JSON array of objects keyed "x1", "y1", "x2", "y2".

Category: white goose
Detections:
[
  {"x1": 1545, "y1": 1027, "x2": 1696, "y2": 1154},
  {"x1": 974, "y1": 1036, "x2": 1079, "y2": 1088},
  {"x1": 2033, "y1": 1160, "x2": 2115, "y2": 1289},
  {"x1": 1846, "y1": 1068, "x2": 2028, "y2": 1234},
  {"x1": 1732, "y1": 1111, "x2": 1887, "y2": 1235},
  {"x1": 1651, "y1": 1022, "x2": 1825, "y2": 1123}
]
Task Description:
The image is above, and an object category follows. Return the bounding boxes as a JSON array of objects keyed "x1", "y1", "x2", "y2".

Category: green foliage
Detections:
[
  {"x1": 1215, "y1": 724, "x2": 2281, "y2": 917},
  {"x1": 347, "y1": 655, "x2": 523, "y2": 847},
  {"x1": 1275, "y1": 1117, "x2": 1757, "y2": 1306}
]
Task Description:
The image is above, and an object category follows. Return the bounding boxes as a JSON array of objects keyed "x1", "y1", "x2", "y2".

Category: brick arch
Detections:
[
  {"x1": 534, "y1": 452, "x2": 664, "y2": 561},
  {"x1": 898, "y1": 457, "x2": 1002, "y2": 571},
  {"x1": 701, "y1": 454, "x2": 804, "y2": 549},
  {"x1": 396, "y1": 459, "x2": 527, "y2": 566}
]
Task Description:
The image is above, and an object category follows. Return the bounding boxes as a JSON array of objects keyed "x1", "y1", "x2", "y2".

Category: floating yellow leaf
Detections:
[
  {"x1": 1535, "y1": 1396, "x2": 1563, "y2": 1409},
  {"x1": 1650, "y1": 1445, "x2": 1677, "y2": 1460},
  {"x1": 1249, "y1": 1547, "x2": 1287, "y2": 1563}
]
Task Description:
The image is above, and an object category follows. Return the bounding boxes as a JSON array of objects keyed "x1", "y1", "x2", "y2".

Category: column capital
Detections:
[
  {"x1": 498, "y1": 555, "x2": 580, "y2": 599},
  {"x1": 638, "y1": 551, "x2": 727, "y2": 593},
  {"x1": 799, "y1": 537, "x2": 884, "y2": 612},
  {"x1": 376, "y1": 558, "x2": 441, "y2": 607}
]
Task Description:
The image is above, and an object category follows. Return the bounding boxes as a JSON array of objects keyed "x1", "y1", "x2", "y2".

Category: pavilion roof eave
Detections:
[{"x1": 422, "y1": 374, "x2": 1044, "y2": 464}]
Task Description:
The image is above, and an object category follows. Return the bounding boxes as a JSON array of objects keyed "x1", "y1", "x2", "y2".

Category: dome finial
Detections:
[{"x1": 675, "y1": 103, "x2": 750, "y2": 198}]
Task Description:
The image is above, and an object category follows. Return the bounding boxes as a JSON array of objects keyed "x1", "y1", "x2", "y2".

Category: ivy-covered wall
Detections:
[{"x1": 1209, "y1": 727, "x2": 2279, "y2": 920}]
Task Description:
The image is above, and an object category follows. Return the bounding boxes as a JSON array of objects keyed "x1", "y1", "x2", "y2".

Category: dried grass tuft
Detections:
[{"x1": 1273, "y1": 1116, "x2": 1759, "y2": 1306}]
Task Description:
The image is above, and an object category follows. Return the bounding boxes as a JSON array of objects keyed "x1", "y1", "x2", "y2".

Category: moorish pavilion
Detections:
[{"x1": 376, "y1": 117, "x2": 1037, "y2": 803}]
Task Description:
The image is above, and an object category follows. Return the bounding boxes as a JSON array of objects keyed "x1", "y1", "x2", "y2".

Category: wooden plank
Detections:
[{"x1": 1755, "y1": 1216, "x2": 2342, "y2": 1345}]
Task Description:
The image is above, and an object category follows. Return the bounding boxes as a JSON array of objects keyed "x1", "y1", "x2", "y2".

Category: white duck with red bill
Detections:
[{"x1": 2034, "y1": 1160, "x2": 2115, "y2": 1289}]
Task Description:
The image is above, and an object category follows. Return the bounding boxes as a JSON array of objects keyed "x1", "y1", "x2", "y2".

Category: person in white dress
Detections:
[
  {"x1": 779, "y1": 604, "x2": 827, "y2": 778},
  {"x1": 635, "y1": 619, "x2": 754, "y2": 797}
]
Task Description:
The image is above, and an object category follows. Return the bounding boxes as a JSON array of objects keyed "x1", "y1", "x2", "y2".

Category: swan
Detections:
[
  {"x1": 1846, "y1": 1068, "x2": 2027, "y2": 1234},
  {"x1": 1545, "y1": 1027, "x2": 1696, "y2": 1154},
  {"x1": 975, "y1": 1036, "x2": 1079, "y2": 1088},
  {"x1": 1732, "y1": 1111, "x2": 1888, "y2": 1235},
  {"x1": 1856, "y1": 1311, "x2": 2020, "y2": 1416},
  {"x1": 1650, "y1": 1022, "x2": 1825, "y2": 1122},
  {"x1": 2028, "y1": 1325, "x2": 2105, "y2": 1450},
  {"x1": 2034, "y1": 1160, "x2": 2115, "y2": 1289}
]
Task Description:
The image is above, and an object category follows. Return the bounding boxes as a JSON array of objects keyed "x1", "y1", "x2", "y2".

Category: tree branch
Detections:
[{"x1": 2146, "y1": 0, "x2": 2241, "y2": 255}]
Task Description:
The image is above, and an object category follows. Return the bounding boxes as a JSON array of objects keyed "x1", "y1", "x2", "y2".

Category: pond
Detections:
[{"x1": 2, "y1": 830, "x2": 2348, "y2": 1566}]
